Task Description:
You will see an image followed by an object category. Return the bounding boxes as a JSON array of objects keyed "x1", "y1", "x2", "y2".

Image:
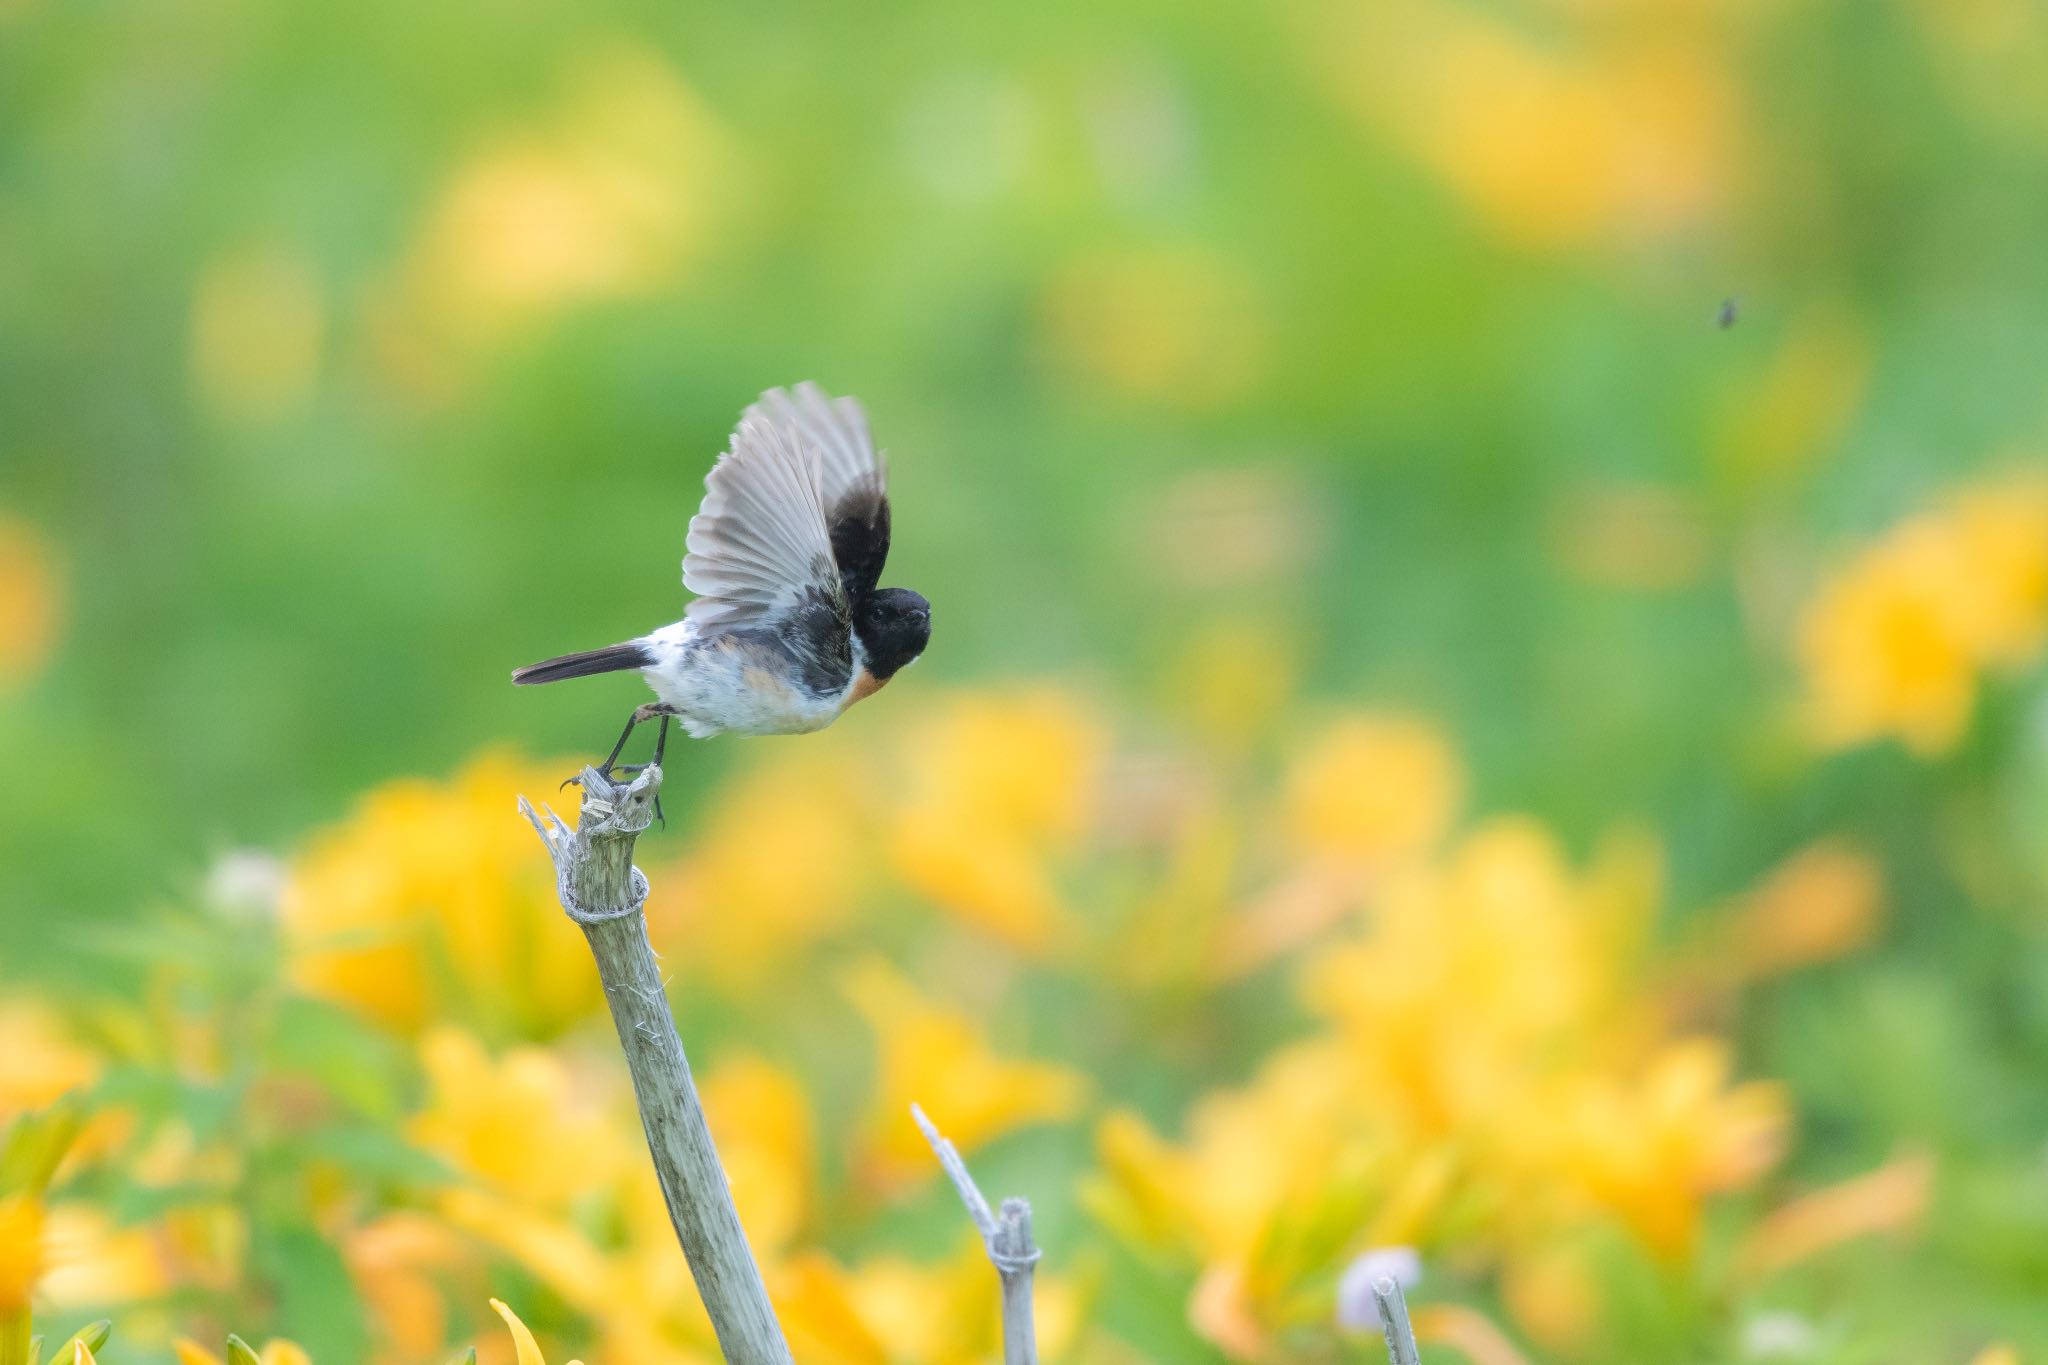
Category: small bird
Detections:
[{"x1": 513, "y1": 383, "x2": 932, "y2": 786}]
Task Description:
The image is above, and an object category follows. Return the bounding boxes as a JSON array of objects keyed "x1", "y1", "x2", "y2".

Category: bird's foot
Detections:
[
  {"x1": 605, "y1": 764, "x2": 668, "y2": 828},
  {"x1": 561, "y1": 709, "x2": 675, "y2": 825}
]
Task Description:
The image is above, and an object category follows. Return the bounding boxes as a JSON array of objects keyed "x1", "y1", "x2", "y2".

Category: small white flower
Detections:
[
  {"x1": 1336, "y1": 1246, "x2": 1424, "y2": 1331},
  {"x1": 1742, "y1": 1311, "x2": 1818, "y2": 1358},
  {"x1": 204, "y1": 848, "x2": 286, "y2": 918}
]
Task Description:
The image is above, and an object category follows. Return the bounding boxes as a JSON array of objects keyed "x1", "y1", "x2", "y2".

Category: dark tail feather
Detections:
[{"x1": 511, "y1": 642, "x2": 653, "y2": 685}]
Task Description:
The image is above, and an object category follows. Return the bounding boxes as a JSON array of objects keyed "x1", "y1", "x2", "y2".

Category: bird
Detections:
[{"x1": 512, "y1": 383, "x2": 932, "y2": 791}]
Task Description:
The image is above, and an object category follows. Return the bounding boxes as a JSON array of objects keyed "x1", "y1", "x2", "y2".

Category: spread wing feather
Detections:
[
  {"x1": 683, "y1": 413, "x2": 848, "y2": 632},
  {"x1": 746, "y1": 383, "x2": 893, "y2": 601}
]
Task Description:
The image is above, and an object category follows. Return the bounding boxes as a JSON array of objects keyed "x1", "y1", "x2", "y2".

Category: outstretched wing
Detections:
[
  {"x1": 745, "y1": 383, "x2": 892, "y2": 602},
  {"x1": 683, "y1": 413, "x2": 850, "y2": 651}
]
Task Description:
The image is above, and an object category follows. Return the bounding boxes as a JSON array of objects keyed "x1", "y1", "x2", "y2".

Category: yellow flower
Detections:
[
  {"x1": 344, "y1": 1212, "x2": 472, "y2": 1364},
  {"x1": 1704, "y1": 840, "x2": 1884, "y2": 980},
  {"x1": 1943, "y1": 479, "x2": 2048, "y2": 663},
  {"x1": 0, "y1": 1003, "x2": 98, "y2": 1121},
  {"x1": 647, "y1": 745, "x2": 869, "y2": 988},
  {"x1": 1798, "y1": 475, "x2": 2048, "y2": 754},
  {"x1": 1306, "y1": 4, "x2": 1737, "y2": 250},
  {"x1": 409, "y1": 1029, "x2": 629, "y2": 1213},
  {"x1": 421, "y1": 1044, "x2": 817, "y2": 1363},
  {"x1": 1799, "y1": 516, "x2": 1985, "y2": 753},
  {"x1": 776, "y1": 1244, "x2": 1084, "y2": 1365},
  {"x1": 887, "y1": 690, "x2": 1103, "y2": 953},
  {"x1": 699, "y1": 1056, "x2": 814, "y2": 1258},
  {"x1": 1090, "y1": 1038, "x2": 1376, "y2": 1292},
  {"x1": 282, "y1": 752, "x2": 599, "y2": 1039},
  {"x1": 1497, "y1": 1242, "x2": 1602, "y2": 1356},
  {"x1": 1969, "y1": 1347, "x2": 2022, "y2": 1365},
  {"x1": 175, "y1": 1339, "x2": 315, "y2": 1365},
  {"x1": 1538, "y1": 1039, "x2": 1787, "y2": 1258},
  {"x1": 896, "y1": 690, "x2": 1101, "y2": 843},
  {"x1": 189, "y1": 239, "x2": 325, "y2": 424},
  {"x1": 376, "y1": 43, "x2": 733, "y2": 392},
  {"x1": 491, "y1": 1297, "x2": 586, "y2": 1365},
  {"x1": 1098, "y1": 818, "x2": 1784, "y2": 1350},
  {"x1": 0, "y1": 1194, "x2": 43, "y2": 1314},
  {"x1": 1734, "y1": 1152, "x2": 1934, "y2": 1280},
  {"x1": 37, "y1": 1203, "x2": 167, "y2": 1306},
  {"x1": 1283, "y1": 714, "x2": 1463, "y2": 869},
  {"x1": 0, "y1": 512, "x2": 62, "y2": 688},
  {"x1": 843, "y1": 958, "x2": 1087, "y2": 1192}
]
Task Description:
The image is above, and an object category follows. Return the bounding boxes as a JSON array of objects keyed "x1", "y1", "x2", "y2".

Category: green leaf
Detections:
[
  {"x1": 226, "y1": 1334, "x2": 262, "y2": 1365},
  {"x1": 0, "y1": 1099, "x2": 84, "y2": 1196},
  {"x1": 255, "y1": 1222, "x2": 368, "y2": 1363},
  {"x1": 40, "y1": 1323, "x2": 111, "y2": 1365}
]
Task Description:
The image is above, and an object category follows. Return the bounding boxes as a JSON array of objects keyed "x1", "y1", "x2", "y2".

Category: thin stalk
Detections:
[{"x1": 522, "y1": 765, "x2": 792, "y2": 1365}]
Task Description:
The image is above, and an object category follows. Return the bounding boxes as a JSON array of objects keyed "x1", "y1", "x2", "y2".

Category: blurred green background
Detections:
[
  {"x1": 7, "y1": 0, "x2": 2048, "y2": 1357},
  {"x1": 9, "y1": 0, "x2": 2047, "y2": 935}
]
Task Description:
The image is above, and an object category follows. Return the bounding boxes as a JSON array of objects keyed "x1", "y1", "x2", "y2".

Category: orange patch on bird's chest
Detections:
[{"x1": 846, "y1": 669, "x2": 890, "y2": 707}]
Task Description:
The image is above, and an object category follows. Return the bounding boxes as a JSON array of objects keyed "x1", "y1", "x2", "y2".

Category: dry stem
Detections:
[{"x1": 521, "y1": 764, "x2": 792, "y2": 1365}]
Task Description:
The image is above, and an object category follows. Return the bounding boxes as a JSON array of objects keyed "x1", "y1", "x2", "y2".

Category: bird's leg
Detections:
[
  {"x1": 563, "y1": 705, "x2": 674, "y2": 791},
  {"x1": 608, "y1": 712, "x2": 674, "y2": 826}
]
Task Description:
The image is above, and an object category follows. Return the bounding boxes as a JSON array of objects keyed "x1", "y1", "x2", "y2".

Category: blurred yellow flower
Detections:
[
  {"x1": 1097, "y1": 817, "x2": 1784, "y2": 1351},
  {"x1": 1214, "y1": 713, "x2": 1465, "y2": 977},
  {"x1": 777, "y1": 1243, "x2": 1083, "y2": 1365},
  {"x1": 415, "y1": 1041, "x2": 818, "y2": 1364},
  {"x1": 378, "y1": 43, "x2": 732, "y2": 386},
  {"x1": 175, "y1": 1339, "x2": 314, "y2": 1365},
  {"x1": 345, "y1": 1212, "x2": 473, "y2": 1365},
  {"x1": 699, "y1": 1055, "x2": 814, "y2": 1258},
  {"x1": 189, "y1": 239, "x2": 325, "y2": 424},
  {"x1": 843, "y1": 958, "x2": 1087, "y2": 1192},
  {"x1": 1706, "y1": 840, "x2": 1884, "y2": 980},
  {"x1": 410, "y1": 1029, "x2": 628, "y2": 1213},
  {"x1": 1038, "y1": 243, "x2": 1270, "y2": 409},
  {"x1": 38, "y1": 1204, "x2": 168, "y2": 1306},
  {"x1": 898, "y1": 690, "x2": 1102, "y2": 842},
  {"x1": 647, "y1": 745, "x2": 868, "y2": 989},
  {"x1": 0, "y1": 1003, "x2": 97, "y2": 1120},
  {"x1": 888, "y1": 690, "x2": 1102, "y2": 953},
  {"x1": 1539, "y1": 1038, "x2": 1786, "y2": 1258},
  {"x1": 282, "y1": 752, "x2": 599, "y2": 1039},
  {"x1": 0, "y1": 1194, "x2": 43, "y2": 1313},
  {"x1": 1735, "y1": 1151, "x2": 1933, "y2": 1280},
  {"x1": 1970, "y1": 1347, "x2": 2022, "y2": 1365},
  {"x1": 1798, "y1": 474, "x2": 2048, "y2": 754},
  {"x1": 1308, "y1": 4, "x2": 1737, "y2": 249},
  {"x1": 1283, "y1": 714, "x2": 1463, "y2": 869},
  {"x1": 1091, "y1": 1038, "x2": 1376, "y2": 1309},
  {"x1": 1496, "y1": 1241, "x2": 1602, "y2": 1356},
  {"x1": 0, "y1": 512, "x2": 62, "y2": 688}
]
